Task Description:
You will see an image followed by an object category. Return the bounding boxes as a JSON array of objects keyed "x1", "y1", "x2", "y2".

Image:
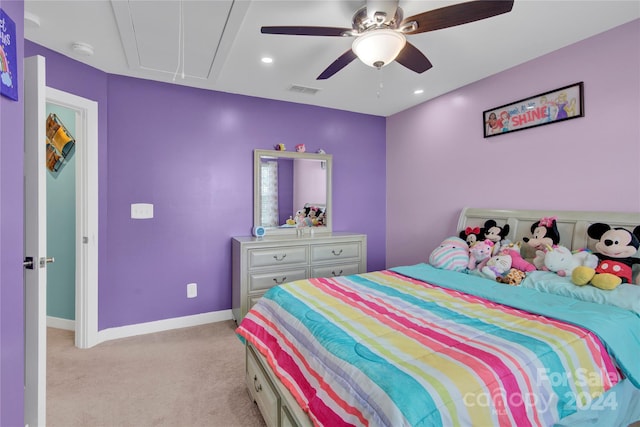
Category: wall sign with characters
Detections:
[
  {"x1": 483, "y1": 82, "x2": 584, "y2": 138},
  {"x1": 0, "y1": 8, "x2": 18, "y2": 101}
]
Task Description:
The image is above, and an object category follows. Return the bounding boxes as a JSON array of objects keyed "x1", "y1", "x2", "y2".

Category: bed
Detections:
[{"x1": 236, "y1": 208, "x2": 640, "y2": 427}]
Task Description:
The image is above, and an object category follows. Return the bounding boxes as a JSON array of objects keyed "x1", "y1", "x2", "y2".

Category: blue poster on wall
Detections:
[{"x1": 0, "y1": 8, "x2": 18, "y2": 101}]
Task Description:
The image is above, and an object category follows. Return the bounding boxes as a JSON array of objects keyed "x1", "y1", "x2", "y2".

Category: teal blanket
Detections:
[{"x1": 391, "y1": 263, "x2": 640, "y2": 388}]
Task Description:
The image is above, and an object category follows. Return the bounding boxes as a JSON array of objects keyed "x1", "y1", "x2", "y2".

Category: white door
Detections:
[
  {"x1": 24, "y1": 55, "x2": 47, "y2": 426},
  {"x1": 24, "y1": 56, "x2": 100, "y2": 426}
]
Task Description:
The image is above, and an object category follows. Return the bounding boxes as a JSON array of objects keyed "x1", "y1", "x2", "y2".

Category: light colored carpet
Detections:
[{"x1": 47, "y1": 320, "x2": 266, "y2": 427}]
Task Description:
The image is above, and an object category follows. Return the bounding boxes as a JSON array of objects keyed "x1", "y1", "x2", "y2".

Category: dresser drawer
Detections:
[
  {"x1": 249, "y1": 246, "x2": 307, "y2": 268},
  {"x1": 247, "y1": 346, "x2": 279, "y2": 427},
  {"x1": 249, "y1": 268, "x2": 308, "y2": 291},
  {"x1": 311, "y1": 263, "x2": 361, "y2": 278},
  {"x1": 311, "y1": 242, "x2": 361, "y2": 263}
]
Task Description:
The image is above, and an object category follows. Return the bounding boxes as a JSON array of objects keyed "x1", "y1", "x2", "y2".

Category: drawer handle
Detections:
[
  {"x1": 253, "y1": 375, "x2": 262, "y2": 392},
  {"x1": 331, "y1": 249, "x2": 343, "y2": 256},
  {"x1": 273, "y1": 254, "x2": 287, "y2": 261},
  {"x1": 273, "y1": 276, "x2": 287, "y2": 284},
  {"x1": 332, "y1": 269, "x2": 343, "y2": 277}
]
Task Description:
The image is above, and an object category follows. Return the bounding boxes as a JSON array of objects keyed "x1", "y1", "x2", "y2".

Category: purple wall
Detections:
[
  {"x1": 22, "y1": 42, "x2": 386, "y2": 330},
  {"x1": 0, "y1": 1, "x2": 24, "y2": 425},
  {"x1": 105, "y1": 76, "x2": 385, "y2": 328},
  {"x1": 386, "y1": 20, "x2": 640, "y2": 268}
]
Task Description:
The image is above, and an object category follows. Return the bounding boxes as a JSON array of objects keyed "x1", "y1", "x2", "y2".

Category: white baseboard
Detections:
[
  {"x1": 96, "y1": 310, "x2": 234, "y2": 344},
  {"x1": 47, "y1": 316, "x2": 75, "y2": 331}
]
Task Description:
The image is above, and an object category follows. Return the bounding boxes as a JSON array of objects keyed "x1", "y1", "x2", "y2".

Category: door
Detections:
[
  {"x1": 24, "y1": 55, "x2": 47, "y2": 427},
  {"x1": 24, "y1": 56, "x2": 100, "y2": 426}
]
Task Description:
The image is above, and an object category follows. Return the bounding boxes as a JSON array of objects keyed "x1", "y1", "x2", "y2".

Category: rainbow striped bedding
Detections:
[{"x1": 236, "y1": 266, "x2": 633, "y2": 427}]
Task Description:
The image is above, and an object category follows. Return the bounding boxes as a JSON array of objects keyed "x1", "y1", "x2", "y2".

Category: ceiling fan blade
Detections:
[
  {"x1": 401, "y1": 0, "x2": 514, "y2": 35},
  {"x1": 261, "y1": 26, "x2": 353, "y2": 37},
  {"x1": 394, "y1": 42, "x2": 433, "y2": 73},
  {"x1": 317, "y1": 49, "x2": 358, "y2": 80}
]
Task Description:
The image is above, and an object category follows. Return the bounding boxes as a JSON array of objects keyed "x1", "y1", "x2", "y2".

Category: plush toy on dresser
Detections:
[{"x1": 572, "y1": 223, "x2": 640, "y2": 290}]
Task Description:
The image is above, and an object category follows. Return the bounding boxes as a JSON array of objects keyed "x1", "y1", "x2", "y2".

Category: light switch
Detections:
[
  {"x1": 131, "y1": 203, "x2": 154, "y2": 219},
  {"x1": 187, "y1": 283, "x2": 197, "y2": 298}
]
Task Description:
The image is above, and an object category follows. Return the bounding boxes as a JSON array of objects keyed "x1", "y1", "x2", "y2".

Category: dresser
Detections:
[{"x1": 231, "y1": 232, "x2": 367, "y2": 323}]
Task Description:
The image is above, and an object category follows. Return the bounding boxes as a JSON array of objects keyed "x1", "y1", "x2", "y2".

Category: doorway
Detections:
[
  {"x1": 45, "y1": 102, "x2": 77, "y2": 330},
  {"x1": 45, "y1": 86, "x2": 99, "y2": 350}
]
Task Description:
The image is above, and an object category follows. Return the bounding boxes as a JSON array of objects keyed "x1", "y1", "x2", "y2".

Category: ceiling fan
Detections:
[{"x1": 261, "y1": 0, "x2": 515, "y2": 80}]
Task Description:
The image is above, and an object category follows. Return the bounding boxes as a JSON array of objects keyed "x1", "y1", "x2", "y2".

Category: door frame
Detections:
[{"x1": 45, "y1": 87, "x2": 99, "y2": 349}]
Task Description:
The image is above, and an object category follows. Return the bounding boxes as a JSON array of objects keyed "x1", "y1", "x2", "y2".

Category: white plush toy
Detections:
[
  {"x1": 541, "y1": 245, "x2": 598, "y2": 277},
  {"x1": 481, "y1": 254, "x2": 513, "y2": 280}
]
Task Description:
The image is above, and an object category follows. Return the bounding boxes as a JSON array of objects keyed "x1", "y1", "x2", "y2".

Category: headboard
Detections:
[{"x1": 457, "y1": 208, "x2": 640, "y2": 261}]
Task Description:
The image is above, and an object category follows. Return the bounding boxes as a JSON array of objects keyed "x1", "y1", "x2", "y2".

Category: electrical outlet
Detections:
[{"x1": 187, "y1": 283, "x2": 197, "y2": 298}]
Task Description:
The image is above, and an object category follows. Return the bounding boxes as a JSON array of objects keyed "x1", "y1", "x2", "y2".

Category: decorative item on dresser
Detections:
[{"x1": 231, "y1": 232, "x2": 367, "y2": 323}]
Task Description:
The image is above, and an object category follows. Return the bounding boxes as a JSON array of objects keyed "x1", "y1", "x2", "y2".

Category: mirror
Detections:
[{"x1": 254, "y1": 149, "x2": 332, "y2": 235}]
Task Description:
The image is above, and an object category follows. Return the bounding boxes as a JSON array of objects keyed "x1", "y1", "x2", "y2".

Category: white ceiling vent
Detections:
[{"x1": 289, "y1": 85, "x2": 320, "y2": 95}]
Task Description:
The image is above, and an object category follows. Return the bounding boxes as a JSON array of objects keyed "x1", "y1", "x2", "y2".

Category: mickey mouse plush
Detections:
[
  {"x1": 482, "y1": 220, "x2": 510, "y2": 254},
  {"x1": 572, "y1": 223, "x2": 640, "y2": 290}
]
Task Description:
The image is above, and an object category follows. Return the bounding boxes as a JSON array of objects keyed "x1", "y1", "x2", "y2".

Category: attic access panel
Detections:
[{"x1": 112, "y1": 0, "x2": 233, "y2": 79}]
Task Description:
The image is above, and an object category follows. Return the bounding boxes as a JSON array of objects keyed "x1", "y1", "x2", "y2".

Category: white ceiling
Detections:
[{"x1": 23, "y1": 0, "x2": 639, "y2": 117}]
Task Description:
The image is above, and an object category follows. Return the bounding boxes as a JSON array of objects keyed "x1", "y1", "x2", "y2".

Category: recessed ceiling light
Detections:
[
  {"x1": 261, "y1": 57, "x2": 273, "y2": 64},
  {"x1": 414, "y1": 89, "x2": 424, "y2": 95},
  {"x1": 71, "y1": 42, "x2": 94, "y2": 56}
]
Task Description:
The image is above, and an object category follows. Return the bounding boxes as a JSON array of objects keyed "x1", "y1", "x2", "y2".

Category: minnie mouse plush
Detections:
[
  {"x1": 572, "y1": 223, "x2": 640, "y2": 290},
  {"x1": 524, "y1": 216, "x2": 561, "y2": 269},
  {"x1": 523, "y1": 216, "x2": 561, "y2": 251},
  {"x1": 459, "y1": 226, "x2": 483, "y2": 246}
]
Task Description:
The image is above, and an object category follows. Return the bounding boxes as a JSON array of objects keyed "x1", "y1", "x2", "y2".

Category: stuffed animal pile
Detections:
[{"x1": 429, "y1": 217, "x2": 640, "y2": 290}]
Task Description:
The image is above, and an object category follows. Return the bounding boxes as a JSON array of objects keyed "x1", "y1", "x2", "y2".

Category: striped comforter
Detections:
[{"x1": 236, "y1": 268, "x2": 623, "y2": 427}]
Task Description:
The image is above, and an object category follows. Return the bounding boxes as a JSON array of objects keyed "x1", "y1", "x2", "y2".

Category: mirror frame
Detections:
[{"x1": 254, "y1": 149, "x2": 333, "y2": 236}]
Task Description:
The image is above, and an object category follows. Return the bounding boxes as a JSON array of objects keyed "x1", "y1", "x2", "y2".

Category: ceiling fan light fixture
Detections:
[{"x1": 352, "y1": 29, "x2": 406, "y2": 69}]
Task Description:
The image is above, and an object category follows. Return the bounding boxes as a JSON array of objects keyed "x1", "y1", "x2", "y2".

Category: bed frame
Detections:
[{"x1": 246, "y1": 207, "x2": 640, "y2": 427}]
